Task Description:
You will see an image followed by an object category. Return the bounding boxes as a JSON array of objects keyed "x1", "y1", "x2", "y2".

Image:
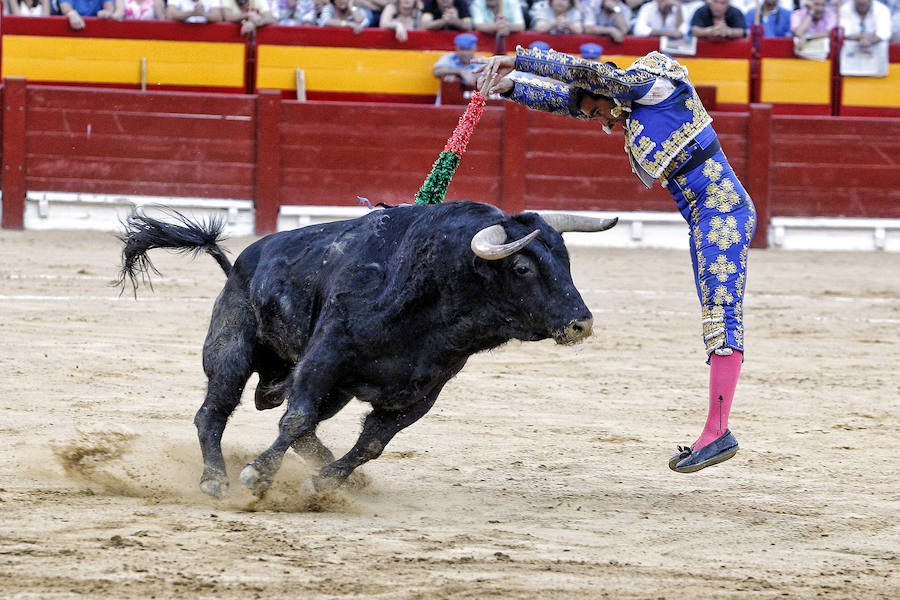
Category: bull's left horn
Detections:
[
  {"x1": 540, "y1": 213, "x2": 618, "y2": 233},
  {"x1": 471, "y1": 225, "x2": 540, "y2": 260}
]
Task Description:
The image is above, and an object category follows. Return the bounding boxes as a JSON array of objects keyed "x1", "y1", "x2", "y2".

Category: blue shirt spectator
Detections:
[{"x1": 745, "y1": 0, "x2": 792, "y2": 37}]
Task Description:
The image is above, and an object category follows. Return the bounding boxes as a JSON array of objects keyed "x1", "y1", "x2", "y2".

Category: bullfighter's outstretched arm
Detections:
[{"x1": 511, "y1": 46, "x2": 658, "y2": 102}]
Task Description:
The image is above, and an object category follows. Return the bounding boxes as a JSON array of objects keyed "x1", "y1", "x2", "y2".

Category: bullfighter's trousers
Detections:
[{"x1": 666, "y1": 149, "x2": 757, "y2": 360}]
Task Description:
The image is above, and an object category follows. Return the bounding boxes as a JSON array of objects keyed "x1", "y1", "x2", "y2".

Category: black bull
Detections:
[{"x1": 118, "y1": 201, "x2": 616, "y2": 498}]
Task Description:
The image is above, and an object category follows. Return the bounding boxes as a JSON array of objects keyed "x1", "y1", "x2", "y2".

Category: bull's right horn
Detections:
[
  {"x1": 471, "y1": 225, "x2": 540, "y2": 260},
  {"x1": 540, "y1": 213, "x2": 618, "y2": 233}
]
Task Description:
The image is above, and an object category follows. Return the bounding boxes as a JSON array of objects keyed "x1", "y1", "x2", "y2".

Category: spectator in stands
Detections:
[
  {"x1": 745, "y1": 0, "x2": 792, "y2": 38},
  {"x1": 380, "y1": 0, "x2": 423, "y2": 42},
  {"x1": 433, "y1": 32, "x2": 479, "y2": 85},
  {"x1": 679, "y1": 0, "x2": 705, "y2": 24},
  {"x1": 274, "y1": 0, "x2": 325, "y2": 24},
  {"x1": 470, "y1": 0, "x2": 526, "y2": 37},
  {"x1": 529, "y1": 0, "x2": 584, "y2": 34},
  {"x1": 690, "y1": 0, "x2": 746, "y2": 39},
  {"x1": 582, "y1": 0, "x2": 631, "y2": 44},
  {"x1": 319, "y1": 0, "x2": 370, "y2": 32},
  {"x1": 840, "y1": 0, "x2": 891, "y2": 50},
  {"x1": 355, "y1": 0, "x2": 389, "y2": 24},
  {"x1": 9, "y1": 0, "x2": 51, "y2": 15},
  {"x1": 421, "y1": 0, "x2": 473, "y2": 31},
  {"x1": 432, "y1": 31, "x2": 479, "y2": 103},
  {"x1": 167, "y1": 0, "x2": 224, "y2": 22},
  {"x1": 223, "y1": 0, "x2": 277, "y2": 35},
  {"x1": 59, "y1": 0, "x2": 115, "y2": 29},
  {"x1": 632, "y1": 0, "x2": 686, "y2": 38},
  {"x1": 790, "y1": 0, "x2": 837, "y2": 48},
  {"x1": 893, "y1": 4, "x2": 900, "y2": 43},
  {"x1": 580, "y1": 41, "x2": 604, "y2": 59},
  {"x1": 115, "y1": 0, "x2": 165, "y2": 19}
]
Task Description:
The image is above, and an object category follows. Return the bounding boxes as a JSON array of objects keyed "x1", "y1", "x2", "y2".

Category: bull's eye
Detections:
[{"x1": 512, "y1": 258, "x2": 532, "y2": 276}]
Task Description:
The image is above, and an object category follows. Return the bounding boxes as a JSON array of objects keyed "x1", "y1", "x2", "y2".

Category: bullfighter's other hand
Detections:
[{"x1": 472, "y1": 55, "x2": 516, "y2": 79}]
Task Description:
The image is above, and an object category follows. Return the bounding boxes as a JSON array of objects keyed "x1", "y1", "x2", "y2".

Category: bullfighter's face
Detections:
[{"x1": 578, "y1": 94, "x2": 628, "y2": 131}]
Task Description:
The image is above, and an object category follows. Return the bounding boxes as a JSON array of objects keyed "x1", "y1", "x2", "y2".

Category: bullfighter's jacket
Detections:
[{"x1": 507, "y1": 48, "x2": 714, "y2": 188}]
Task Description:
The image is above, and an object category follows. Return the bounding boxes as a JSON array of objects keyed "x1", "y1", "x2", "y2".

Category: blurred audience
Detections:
[
  {"x1": 9, "y1": 0, "x2": 52, "y2": 15},
  {"x1": 274, "y1": 0, "x2": 325, "y2": 24},
  {"x1": 59, "y1": 0, "x2": 115, "y2": 28},
  {"x1": 580, "y1": 41, "x2": 603, "y2": 59},
  {"x1": 840, "y1": 0, "x2": 891, "y2": 49},
  {"x1": 167, "y1": 0, "x2": 223, "y2": 22},
  {"x1": 470, "y1": 0, "x2": 526, "y2": 36},
  {"x1": 529, "y1": 0, "x2": 584, "y2": 34},
  {"x1": 421, "y1": 0, "x2": 472, "y2": 30},
  {"x1": 223, "y1": 0, "x2": 277, "y2": 34},
  {"x1": 582, "y1": 0, "x2": 631, "y2": 43},
  {"x1": 432, "y1": 31, "x2": 479, "y2": 103},
  {"x1": 690, "y1": 0, "x2": 746, "y2": 39},
  {"x1": 118, "y1": 0, "x2": 166, "y2": 19},
  {"x1": 632, "y1": 0, "x2": 685, "y2": 38},
  {"x1": 745, "y1": 0, "x2": 792, "y2": 37},
  {"x1": 380, "y1": 0, "x2": 423, "y2": 41},
  {"x1": 790, "y1": 0, "x2": 836, "y2": 46},
  {"x1": 319, "y1": 0, "x2": 370, "y2": 32}
]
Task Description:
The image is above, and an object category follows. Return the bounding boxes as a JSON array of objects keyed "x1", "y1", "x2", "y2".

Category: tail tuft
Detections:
[{"x1": 116, "y1": 209, "x2": 231, "y2": 295}]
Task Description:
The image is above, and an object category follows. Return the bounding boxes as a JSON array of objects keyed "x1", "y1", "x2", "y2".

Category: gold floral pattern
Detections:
[
  {"x1": 707, "y1": 215, "x2": 741, "y2": 250},
  {"x1": 704, "y1": 178, "x2": 743, "y2": 214},
  {"x1": 709, "y1": 254, "x2": 737, "y2": 282}
]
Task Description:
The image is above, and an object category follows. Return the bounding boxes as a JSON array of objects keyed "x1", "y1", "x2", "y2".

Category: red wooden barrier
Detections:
[
  {"x1": 5, "y1": 80, "x2": 900, "y2": 249},
  {"x1": 2, "y1": 78, "x2": 26, "y2": 230}
]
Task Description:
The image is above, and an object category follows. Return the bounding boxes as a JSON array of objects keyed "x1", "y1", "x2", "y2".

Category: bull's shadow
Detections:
[{"x1": 118, "y1": 201, "x2": 616, "y2": 499}]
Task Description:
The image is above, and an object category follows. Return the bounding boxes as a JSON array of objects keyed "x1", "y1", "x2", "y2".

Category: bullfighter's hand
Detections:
[{"x1": 472, "y1": 55, "x2": 516, "y2": 79}]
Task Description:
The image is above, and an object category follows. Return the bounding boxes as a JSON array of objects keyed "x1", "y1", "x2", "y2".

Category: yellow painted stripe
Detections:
[
  {"x1": 842, "y1": 64, "x2": 900, "y2": 108},
  {"x1": 760, "y1": 57, "x2": 830, "y2": 105},
  {"x1": 2, "y1": 35, "x2": 244, "y2": 87},
  {"x1": 258, "y1": 46, "x2": 476, "y2": 95}
]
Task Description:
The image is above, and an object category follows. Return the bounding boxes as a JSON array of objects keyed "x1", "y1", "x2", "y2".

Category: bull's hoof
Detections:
[
  {"x1": 200, "y1": 477, "x2": 229, "y2": 499},
  {"x1": 240, "y1": 464, "x2": 271, "y2": 498}
]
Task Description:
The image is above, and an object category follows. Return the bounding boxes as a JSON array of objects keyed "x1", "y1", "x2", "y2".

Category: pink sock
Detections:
[{"x1": 693, "y1": 351, "x2": 743, "y2": 450}]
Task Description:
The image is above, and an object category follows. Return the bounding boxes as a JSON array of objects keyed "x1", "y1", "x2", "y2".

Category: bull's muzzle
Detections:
[{"x1": 557, "y1": 317, "x2": 593, "y2": 344}]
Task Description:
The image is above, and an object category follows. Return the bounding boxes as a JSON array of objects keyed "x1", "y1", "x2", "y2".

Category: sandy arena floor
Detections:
[{"x1": 0, "y1": 227, "x2": 897, "y2": 599}]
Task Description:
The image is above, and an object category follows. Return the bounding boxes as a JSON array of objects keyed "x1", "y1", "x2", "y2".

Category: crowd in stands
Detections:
[{"x1": 3, "y1": 0, "x2": 899, "y2": 44}]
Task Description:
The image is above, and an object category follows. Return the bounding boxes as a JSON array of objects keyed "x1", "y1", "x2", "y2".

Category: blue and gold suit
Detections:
[{"x1": 507, "y1": 47, "x2": 756, "y2": 358}]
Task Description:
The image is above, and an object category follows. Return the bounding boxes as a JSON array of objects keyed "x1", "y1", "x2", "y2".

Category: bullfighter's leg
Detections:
[
  {"x1": 194, "y1": 287, "x2": 256, "y2": 498},
  {"x1": 307, "y1": 391, "x2": 440, "y2": 493}
]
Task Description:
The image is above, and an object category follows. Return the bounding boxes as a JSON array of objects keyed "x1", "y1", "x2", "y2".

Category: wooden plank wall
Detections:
[
  {"x1": 518, "y1": 110, "x2": 750, "y2": 214},
  {"x1": 23, "y1": 85, "x2": 257, "y2": 199},
  {"x1": 278, "y1": 102, "x2": 504, "y2": 208},
  {"x1": 771, "y1": 117, "x2": 900, "y2": 218}
]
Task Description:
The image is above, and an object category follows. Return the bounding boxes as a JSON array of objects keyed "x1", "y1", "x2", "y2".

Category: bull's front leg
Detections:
[
  {"x1": 306, "y1": 390, "x2": 440, "y2": 494},
  {"x1": 240, "y1": 364, "x2": 333, "y2": 497}
]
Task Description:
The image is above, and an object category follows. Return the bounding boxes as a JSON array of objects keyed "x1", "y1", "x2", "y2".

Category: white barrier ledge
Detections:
[{"x1": 4, "y1": 193, "x2": 898, "y2": 252}]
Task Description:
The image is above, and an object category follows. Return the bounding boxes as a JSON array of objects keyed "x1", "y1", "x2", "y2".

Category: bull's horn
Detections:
[
  {"x1": 540, "y1": 213, "x2": 618, "y2": 233},
  {"x1": 471, "y1": 225, "x2": 540, "y2": 260}
]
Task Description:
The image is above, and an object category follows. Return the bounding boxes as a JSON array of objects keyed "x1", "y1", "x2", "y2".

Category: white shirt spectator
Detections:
[
  {"x1": 172, "y1": 0, "x2": 222, "y2": 22},
  {"x1": 632, "y1": 0, "x2": 687, "y2": 36},
  {"x1": 839, "y1": 0, "x2": 892, "y2": 41}
]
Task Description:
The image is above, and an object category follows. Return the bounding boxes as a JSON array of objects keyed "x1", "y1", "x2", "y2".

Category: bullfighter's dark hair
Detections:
[{"x1": 568, "y1": 87, "x2": 615, "y2": 117}]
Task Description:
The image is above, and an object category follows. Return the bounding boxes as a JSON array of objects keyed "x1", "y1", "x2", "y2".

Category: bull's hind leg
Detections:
[
  {"x1": 307, "y1": 391, "x2": 439, "y2": 493},
  {"x1": 194, "y1": 293, "x2": 255, "y2": 498}
]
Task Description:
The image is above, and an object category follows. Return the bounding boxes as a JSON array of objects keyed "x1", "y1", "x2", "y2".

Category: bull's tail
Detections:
[{"x1": 117, "y1": 210, "x2": 232, "y2": 294}]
